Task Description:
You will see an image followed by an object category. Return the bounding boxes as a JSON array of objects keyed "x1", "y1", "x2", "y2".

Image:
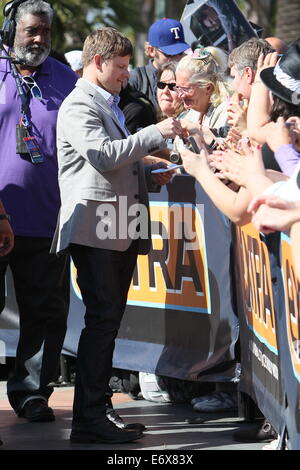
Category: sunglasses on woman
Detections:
[
  {"x1": 157, "y1": 81, "x2": 177, "y2": 91},
  {"x1": 22, "y1": 75, "x2": 43, "y2": 100}
]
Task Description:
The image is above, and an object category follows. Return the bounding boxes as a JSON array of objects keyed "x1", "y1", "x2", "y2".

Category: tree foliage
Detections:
[
  {"x1": 48, "y1": 0, "x2": 142, "y2": 51},
  {"x1": 233, "y1": 0, "x2": 299, "y2": 44},
  {"x1": 275, "y1": 0, "x2": 300, "y2": 45},
  {"x1": 0, "y1": 0, "x2": 141, "y2": 52},
  {"x1": 0, "y1": 0, "x2": 298, "y2": 55}
]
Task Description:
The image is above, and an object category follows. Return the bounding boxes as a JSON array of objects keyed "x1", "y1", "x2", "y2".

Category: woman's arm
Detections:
[
  {"x1": 291, "y1": 220, "x2": 300, "y2": 282},
  {"x1": 250, "y1": 198, "x2": 300, "y2": 233},
  {"x1": 247, "y1": 52, "x2": 278, "y2": 144},
  {"x1": 180, "y1": 147, "x2": 252, "y2": 225}
]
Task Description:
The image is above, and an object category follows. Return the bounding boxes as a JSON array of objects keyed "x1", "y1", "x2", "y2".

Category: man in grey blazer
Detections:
[{"x1": 52, "y1": 27, "x2": 184, "y2": 444}]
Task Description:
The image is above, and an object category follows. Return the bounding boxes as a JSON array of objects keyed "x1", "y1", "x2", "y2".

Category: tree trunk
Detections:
[
  {"x1": 166, "y1": 0, "x2": 187, "y2": 20},
  {"x1": 238, "y1": 0, "x2": 274, "y2": 38},
  {"x1": 275, "y1": 0, "x2": 300, "y2": 45},
  {"x1": 134, "y1": 0, "x2": 155, "y2": 66}
]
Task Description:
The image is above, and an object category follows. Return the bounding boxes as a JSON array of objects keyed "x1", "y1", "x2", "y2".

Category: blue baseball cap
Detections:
[{"x1": 148, "y1": 18, "x2": 189, "y2": 55}]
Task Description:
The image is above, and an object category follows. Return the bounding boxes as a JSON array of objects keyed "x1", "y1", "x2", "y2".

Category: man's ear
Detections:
[
  {"x1": 244, "y1": 66, "x2": 255, "y2": 84},
  {"x1": 94, "y1": 54, "x2": 103, "y2": 70},
  {"x1": 147, "y1": 45, "x2": 156, "y2": 59}
]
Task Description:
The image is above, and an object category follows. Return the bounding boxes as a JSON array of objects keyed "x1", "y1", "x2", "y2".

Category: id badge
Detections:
[
  {"x1": 16, "y1": 124, "x2": 30, "y2": 154},
  {"x1": 23, "y1": 136, "x2": 44, "y2": 164}
]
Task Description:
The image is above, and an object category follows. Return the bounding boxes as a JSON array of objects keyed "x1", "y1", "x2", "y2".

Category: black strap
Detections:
[
  {"x1": 10, "y1": 60, "x2": 28, "y2": 114},
  {"x1": 136, "y1": 66, "x2": 150, "y2": 98}
]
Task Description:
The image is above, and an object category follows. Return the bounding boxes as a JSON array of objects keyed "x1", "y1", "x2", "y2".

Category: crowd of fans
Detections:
[
  {"x1": 124, "y1": 20, "x2": 300, "y2": 449},
  {"x1": 176, "y1": 35, "x2": 300, "y2": 451}
]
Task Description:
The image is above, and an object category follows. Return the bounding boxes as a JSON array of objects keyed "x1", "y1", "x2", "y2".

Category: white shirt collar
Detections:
[{"x1": 82, "y1": 78, "x2": 120, "y2": 106}]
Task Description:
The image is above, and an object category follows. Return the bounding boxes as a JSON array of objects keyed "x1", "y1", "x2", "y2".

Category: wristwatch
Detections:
[{"x1": 0, "y1": 214, "x2": 11, "y2": 222}]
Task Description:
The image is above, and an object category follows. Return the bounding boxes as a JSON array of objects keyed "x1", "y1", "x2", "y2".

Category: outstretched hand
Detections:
[
  {"x1": 180, "y1": 146, "x2": 210, "y2": 179},
  {"x1": 210, "y1": 143, "x2": 265, "y2": 188},
  {"x1": 265, "y1": 116, "x2": 294, "y2": 152},
  {"x1": 247, "y1": 194, "x2": 295, "y2": 214},
  {"x1": 248, "y1": 195, "x2": 300, "y2": 234},
  {"x1": 227, "y1": 93, "x2": 249, "y2": 136},
  {"x1": 255, "y1": 52, "x2": 278, "y2": 82},
  {"x1": 0, "y1": 220, "x2": 14, "y2": 256}
]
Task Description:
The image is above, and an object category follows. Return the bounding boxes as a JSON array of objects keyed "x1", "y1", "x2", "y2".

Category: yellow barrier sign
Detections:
[
  {"x1": 236, "y1": 224, "x2": 277, "y2": 353},
  {"x1": 127, "y1": 202, "x2": 211, "y2": 314},
  {"x1": 281, "y1": 234, "x2": 300, "y2": 382}
]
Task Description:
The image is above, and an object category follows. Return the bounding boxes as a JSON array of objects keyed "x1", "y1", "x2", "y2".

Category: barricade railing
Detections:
[
  {"x1": 234, "y1": 223, "x2": 300, "y2": 449},
  {"x1": 1, "y1": 174, "x2": 299, "y2": 447}
]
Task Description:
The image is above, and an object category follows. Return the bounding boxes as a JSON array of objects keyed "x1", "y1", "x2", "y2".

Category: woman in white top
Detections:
[{"x1": 175, "y1": 45, "x2": 231, "y2": 148}]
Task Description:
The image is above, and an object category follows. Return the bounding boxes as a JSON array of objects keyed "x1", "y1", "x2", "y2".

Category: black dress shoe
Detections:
[
  {"x1": 18, "y1": 398, "x2": 55, "y2": 422},
  {"x1": 70, "y1": 418, "x2": 143, "y2": 444},
  {"x1": 106, "y1": 404, "x2": 146, "y2": 431},
  {"x1": 233, "y1": 419, "x2": 277, "y2": 442}
]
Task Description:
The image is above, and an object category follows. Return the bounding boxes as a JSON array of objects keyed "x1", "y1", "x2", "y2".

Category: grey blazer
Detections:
[{"x1": 51, "y1": 78, "x2": 167, "y2": 254}]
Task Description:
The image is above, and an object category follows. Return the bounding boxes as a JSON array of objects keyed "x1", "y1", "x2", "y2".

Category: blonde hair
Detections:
[
  {"x1": 176, "y1": 50, "x2": 231, "y2": 107},
  {"x1": 203, "y1": 46, "x2": 228, "y2": 74}
]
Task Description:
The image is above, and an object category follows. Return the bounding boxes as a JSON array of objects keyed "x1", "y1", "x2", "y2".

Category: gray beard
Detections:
[{"x1": 13, "y1": 44, "x2": 50, "y2": 67}]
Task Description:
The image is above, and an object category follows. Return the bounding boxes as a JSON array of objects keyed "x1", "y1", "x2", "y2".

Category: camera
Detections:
[
  {"x1": 169, "y1": 136, "x2": 200, "y2": 164},
  {"x1": 169, "y1": 151, "x2": 181, "y2": 164}
]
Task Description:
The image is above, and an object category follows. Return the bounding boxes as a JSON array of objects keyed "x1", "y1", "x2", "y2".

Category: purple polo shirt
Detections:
[
  {"x1": 275, "y1": 144, "x2": 300, "y2": 177},
  {"x1": 0, "y1": 56, "x2": 77, "y2": 237}
]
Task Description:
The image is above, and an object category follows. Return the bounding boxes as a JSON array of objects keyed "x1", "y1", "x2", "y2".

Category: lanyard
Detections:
[
  {"x1": 11, "y1": 61, "x2": 45, "y2": 163},
  {"x1": 10, "y1": 61, "x2": 42, "y2": 129}
]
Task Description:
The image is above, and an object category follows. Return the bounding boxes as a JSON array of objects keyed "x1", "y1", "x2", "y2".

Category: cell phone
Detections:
[
  {"x1": 186, "y1": 136, "x2": 200, "y2": 153},
  {"x1": 151, "y1": 164, "x2": 183, "y2": 174}
]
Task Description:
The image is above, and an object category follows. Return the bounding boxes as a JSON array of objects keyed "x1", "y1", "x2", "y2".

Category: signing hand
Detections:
[
  {"x1": 156, "y1": 117, "x2": 184, "y2": 139},
  {"x1": 150, "y1": 162, "x2": 176, "y2": 186}
]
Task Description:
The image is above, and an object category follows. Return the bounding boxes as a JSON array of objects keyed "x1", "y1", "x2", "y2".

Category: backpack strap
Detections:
[{"x1": 136, "y1": 66, "x2": 151, "y2": 98}]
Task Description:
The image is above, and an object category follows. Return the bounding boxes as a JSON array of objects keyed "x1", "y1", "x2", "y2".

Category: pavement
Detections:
[{"x1": 0, "y1": 380, "x2": 267, "y2": 454}]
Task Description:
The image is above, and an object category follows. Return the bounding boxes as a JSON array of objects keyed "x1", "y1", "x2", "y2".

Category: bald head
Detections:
[{"x1": 265, "y1": 37, "x2": 288, "y2": 54}]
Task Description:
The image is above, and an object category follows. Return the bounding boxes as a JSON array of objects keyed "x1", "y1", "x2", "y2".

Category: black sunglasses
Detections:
[{"x1": 157, "y1": 81, "x2": 177, "y2": 91}]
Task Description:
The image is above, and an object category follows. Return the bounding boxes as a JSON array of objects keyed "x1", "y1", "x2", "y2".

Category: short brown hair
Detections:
[
  {"x1": 82, "y1": 27, "x2": 133, "y2": 67},
  {"x1": 228, "y1": 38, "x2": 274, "y2": 75}
]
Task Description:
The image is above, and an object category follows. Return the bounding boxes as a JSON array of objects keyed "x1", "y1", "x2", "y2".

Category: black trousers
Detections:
[
  {"x1": 69, "y1": 241, "x2": 139, "y2": 427},
  {"x1": 0, "y1": 237, "x2": 70, "y2": 412}
]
